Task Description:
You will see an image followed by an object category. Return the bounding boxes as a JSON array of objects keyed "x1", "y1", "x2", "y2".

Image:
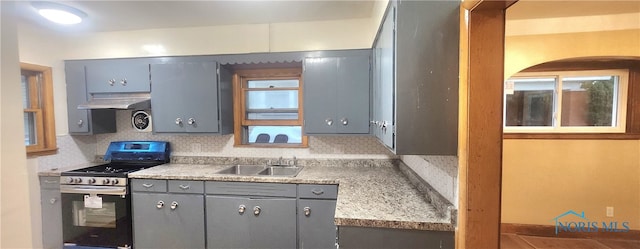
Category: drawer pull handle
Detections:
[
  {"x1": 49, "y1": 198, "x2": 57, "y2": 204},
  {"x1": 178, "y1": 184, "x2": 190, "y2": 190},
  {"x1": 311, "y1": 189, "x2": 324, "y2": 195},
  {"x1": 44, "y1": 180, "x2": 58, "y2": 184},
  {"x1": 142, "y1": 183, "x2": 154, "y2": 188},
  {"x1": 156, "y1": 200, "x2": 164, "y2": 209}
]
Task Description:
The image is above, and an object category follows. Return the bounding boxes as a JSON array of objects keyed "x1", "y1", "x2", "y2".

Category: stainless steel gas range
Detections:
[{"x1": 60, "y1": 141, "x2": 170, "y2": 249}]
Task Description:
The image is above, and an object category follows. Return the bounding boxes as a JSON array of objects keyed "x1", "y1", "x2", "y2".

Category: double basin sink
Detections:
[{"x1": 215, "y1": 165, "x2": 304, "y2": 177}]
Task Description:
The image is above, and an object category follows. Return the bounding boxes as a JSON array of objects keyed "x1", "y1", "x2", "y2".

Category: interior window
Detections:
[
  {"x1": 504, "y1": 69, "x2": 628, "y2": 133},
  {"x1": 21, "y1": 63, "x2": 57, "y2": 155},
  {"x1": 233, "y1": 68, "x2": 307, "y2": 147}
]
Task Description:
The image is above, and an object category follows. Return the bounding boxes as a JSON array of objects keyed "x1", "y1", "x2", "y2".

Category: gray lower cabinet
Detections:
[
  {"x1": 132, "y1": 180, "x2": 205, "y2": 249},
  {"x1": 65, "y1": 61, "x2": 116, "y2": 134},
  {"x1": 303, "y1": 53, "x2": 370, "y2": 135},
  {"x1": 150, "y1": 60, "x2": 233, "y2": 134},
  {"x1": 298, "y1": 199, "x2": 337, "y2": 249},
  {"x1": 40, "y1": 177, "x2": 62, "y2": 249}
]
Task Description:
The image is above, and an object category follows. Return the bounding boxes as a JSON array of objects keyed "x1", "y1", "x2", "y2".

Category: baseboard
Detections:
[{"x1": 501, "y1": 223, "x2": 640, "y2": 240}]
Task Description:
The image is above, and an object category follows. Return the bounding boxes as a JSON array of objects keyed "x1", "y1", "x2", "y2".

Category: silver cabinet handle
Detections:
[
  {"x1": 156, "y1": 200, "x2": 164, "y2": 209},
  {"x1": 303, "y1": 207, "x2": 311, "y2": 217},
  {"x1": 108, "y1": 79, "x2": 116, "y2": 86},
  {"x1": 49, "y1": 198, "x2": 57, "y2": 204},
  {"x1": 170, "y1": 201, "x2": 178, "y2": 210},
  {"x1": 175, "y1": 118, "x2": 183, "y2": 125},
  {"x1": 120, "y1": 78, "x2": 127, "y2": 86},
  {"x1": 44, "y1": 180, "x2": 58, "y2": 184},
  {"x1": 178, "y1": 184, "x2": 190, "y2": 190},
  {"x1": 77, "y1": 119, "x2": 84, "y2": 126},
  {"x1": 142, "y1": 183, "x2": 154, "y2": 188},
  {"x1": 253, "y1": 206, "x2": 261, "y2": 216},
  {"x1": 311, "y1": 189, "x2": 324, "y2": 195},
  {"x1": 325, "y1": 118, "x2": 333, "y2": 126},
  {"x1": 187, "y1": 118, "x2": 196, "y2": 125},
  {"x1": 238, "y1": 205, "x2": 246, "y2": 214},
  {"x1": 340, "y1": 118, "x2": 348, "y2": 126}
]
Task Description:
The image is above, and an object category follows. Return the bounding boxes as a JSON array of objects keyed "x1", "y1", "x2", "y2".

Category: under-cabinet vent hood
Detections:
[{"x1": 78, "y1": 93, "x2": 151, "y2": 110}]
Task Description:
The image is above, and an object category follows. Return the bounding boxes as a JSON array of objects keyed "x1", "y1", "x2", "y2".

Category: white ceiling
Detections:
[
  {"x1": 15, "y1": 0, "x2": 640, "y2": 33},
  {"x1": 15, "y1": 0, "x2": 375, "y2": 33}
]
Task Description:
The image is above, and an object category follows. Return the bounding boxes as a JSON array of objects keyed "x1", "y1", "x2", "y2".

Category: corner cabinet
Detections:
[
  {"x1": 372, "y1": 0, "x2": 460, "y2": 155},
  {"x1": 65, "y1": 61, "x2": 116, "y2": 135},
  {"x1": 150, "y1": 59, "x2": 233, "y2": 134},
  {"x1": 303, "y1": 53, "x2": 371, "y2": 135},
  {"x1": 131, "y1": 180, "x2": 206, "y2": 249}
]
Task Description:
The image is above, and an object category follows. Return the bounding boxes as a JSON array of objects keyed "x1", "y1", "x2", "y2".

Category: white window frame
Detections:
[{"x1": 504, "y1": 69, "x2": 628, "y2": 133}]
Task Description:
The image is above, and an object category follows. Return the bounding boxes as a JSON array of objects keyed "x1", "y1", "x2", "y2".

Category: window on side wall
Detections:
[
  {"x1": 21, "y1": 63, "x2": 57, "y2": 155},
  {"x1": 233, "y1": 68, "x2": 308, "y2": 147},
  {"x1": 504, "y1": 69, "x2": 629, "y2": 133}
]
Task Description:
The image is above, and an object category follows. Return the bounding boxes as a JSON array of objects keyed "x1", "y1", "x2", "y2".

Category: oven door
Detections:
[{"x1": 61, "y1": 185, "x2": 131, "y2": 248}]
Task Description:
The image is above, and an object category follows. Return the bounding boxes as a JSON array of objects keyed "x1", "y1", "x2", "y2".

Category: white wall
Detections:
[{"x1": 1, "y1": 2, "x2": 38, "y2": 248}]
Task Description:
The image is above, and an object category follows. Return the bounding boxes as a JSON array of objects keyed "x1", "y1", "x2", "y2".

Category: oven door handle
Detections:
[{"x1": 60, "y1": 185, "x2": 127, "y2": 196}]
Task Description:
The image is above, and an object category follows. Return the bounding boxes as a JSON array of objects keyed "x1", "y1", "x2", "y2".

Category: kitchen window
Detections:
[
  {"x1": 21, "y1": 62, "x2": 57, "y2": 155},
  {"x1": 504, "y1": 69, "x2": 628, "y2": 133},
  {"x1": 233, "y1": 68, "x2": 308, "y2": 147}
]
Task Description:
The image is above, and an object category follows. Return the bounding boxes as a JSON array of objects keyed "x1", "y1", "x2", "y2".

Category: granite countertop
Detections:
[{"x1": 128, "y1": 162, "x2": 455, "y2": 231}]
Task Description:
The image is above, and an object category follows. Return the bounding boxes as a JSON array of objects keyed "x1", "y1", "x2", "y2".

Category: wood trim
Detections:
[
  {"x1": 241, "y1": 120, "x2": 300, "y2": 126},
  {"x1": 459, "y1": 1, "x2": 513, "y2": 248},
  {"x1": 626, "y1": 64, "x2": 640, "y2": 133},
  {"x1": 41, "y1": 66, "x2": 56, "y2": 150},
  {"x1": 504, "y1": 133, "x2": 640, "y2": 140},
  {"x1": 233, "y1": 73, "x2": 243, "y2": 146},
  {"x1": 501, "y1": 223, "x2": 640, "y2": 241}
]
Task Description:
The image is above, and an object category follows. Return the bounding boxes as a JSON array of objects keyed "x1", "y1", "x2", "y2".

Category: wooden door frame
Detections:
[{"x1": 457, "y1": 0, "x2": 517, "y2": 248}]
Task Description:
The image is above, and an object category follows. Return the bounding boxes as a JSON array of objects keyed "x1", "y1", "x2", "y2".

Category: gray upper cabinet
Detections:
[
  {"x1": 150, "y1": 60, "x2": 233, "y2": 134},
  {"x1": 371, "y1": 0, "x2": 459, "y2": 155},
  {"x1": 65, "y1": 61, "x2": 116, "y2": 135},
  {"x1": 85, "y1": 59, "x2": 150, "y2": 93},
  {"x1": 304, "y1": 54, "x2": 370, "y2": 135}
]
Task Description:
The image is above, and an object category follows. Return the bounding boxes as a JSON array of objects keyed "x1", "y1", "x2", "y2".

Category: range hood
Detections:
[{"x1": 78, "y1": 93, "x2": 151, "y2": 110}]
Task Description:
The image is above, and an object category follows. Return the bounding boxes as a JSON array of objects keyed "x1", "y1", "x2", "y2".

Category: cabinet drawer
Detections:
[
  {"x1": 205, "y1": 182, "x2": 296, "y2": 197},
  {"x1": 298, "y1": 184, "x2": 338, "y2": 199},
  {"x1": 40, "y1": 177, "x2": 60, "y2": 190},
  {"x1": 168, "y1": 180, "x2": 204, "y2": 194},
  {"x1": 131, "y1": 179, "x2": 167, "y2": 192}
]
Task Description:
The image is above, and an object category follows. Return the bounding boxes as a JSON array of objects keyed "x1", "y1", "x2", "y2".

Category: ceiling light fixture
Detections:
[{"x1": 31, "y1": 1, "x2": 87, "y2": 25}]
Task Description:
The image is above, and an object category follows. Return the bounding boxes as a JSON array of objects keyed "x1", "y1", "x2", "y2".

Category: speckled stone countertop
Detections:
[{"x1": 128, "y1": 161, "x2": 455, "y2": 232}]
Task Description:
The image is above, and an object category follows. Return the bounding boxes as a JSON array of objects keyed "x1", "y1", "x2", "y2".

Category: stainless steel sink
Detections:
[
  {"x1": 257, "y1": 166, "x2": 304, "y2": 177},
  {"x1": 215, "y1": 165, "x2": 266, "y2": 175}
]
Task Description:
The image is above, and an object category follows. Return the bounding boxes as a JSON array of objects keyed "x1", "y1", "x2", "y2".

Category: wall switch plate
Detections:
[{"x1": 606, "y1": 206, "x2": 614, "y2": 217}]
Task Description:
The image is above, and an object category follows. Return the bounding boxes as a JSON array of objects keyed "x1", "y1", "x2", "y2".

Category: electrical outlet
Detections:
[
  {"x1": 606, "y1": 206, "x2": 614, "y2": 217},
  {"x1": 191, "y1": 143, "x2": 202, "y2": 153}
]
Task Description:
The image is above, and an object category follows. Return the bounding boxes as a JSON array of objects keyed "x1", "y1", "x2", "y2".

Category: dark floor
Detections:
[{"x1": 501, "y1": 233, "x2": 640, "y2": 249}]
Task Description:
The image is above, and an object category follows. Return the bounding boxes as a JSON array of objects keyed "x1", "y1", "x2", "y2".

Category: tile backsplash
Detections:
[
  {"x1": 95, "y1": 110, "x2": 396, "y2": 159},
  {"x1": 400, "y1": 155, "x2": 458, "y2": 206},
  {"x1": 37, "y1": 135, "x2": 97, "y2": 171}
]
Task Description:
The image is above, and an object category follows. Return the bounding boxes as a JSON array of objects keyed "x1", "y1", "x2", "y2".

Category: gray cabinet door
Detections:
[
  {"x1": 206, "y1": 196, "x2": 251, "y2": 249},
  {"x1": 65, "y1": 63, "x2": 90, "y2": 133},
  {"x1": 304, "y1": 56, "x2": 370, "y2": 135},
  {"x1": 250, "y1": 198, "x2": 297, "y2": 249},
  {"x1": 86, "y1": 61, "x2": 150, "y2": 93},
  {"x1": 336, "y1": 56, "x2": 370, "y2": 134},
  {"x1": 304, "y1": 57, "x2": 338, "y2": 134},
  {"x1": 151, "y1": 61, "x2": 220, "y2": 133},
  {"x1": 373, "y1": 5, "x2": 396, "y2": 149},
  {"x1": 298, "y1": 199, "x2": 337, "y2": 249},
  {"x1": 41, "y1": 189, "x2": 62, "y2": 249},
  {"x1": 132, "y1": 193, "x2": 205, "y2": 249}
]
